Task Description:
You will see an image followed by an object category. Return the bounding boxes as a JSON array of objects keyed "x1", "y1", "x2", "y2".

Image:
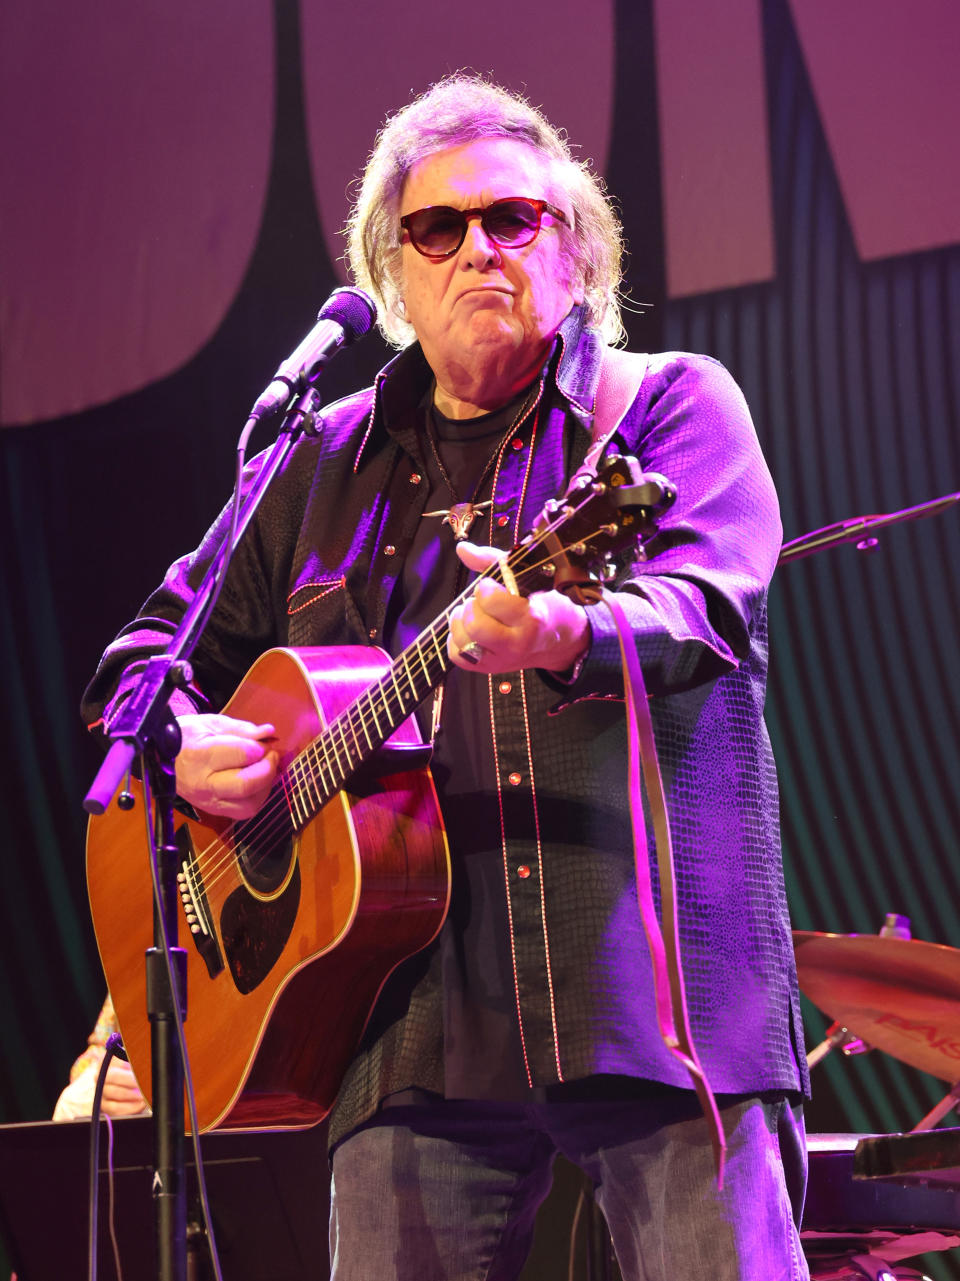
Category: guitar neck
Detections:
[{"x1": 284, "y1": 594, "x2": 463, "y2": 827}]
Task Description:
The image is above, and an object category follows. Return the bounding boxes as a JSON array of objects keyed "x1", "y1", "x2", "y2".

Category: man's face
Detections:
[{"x1": 397, "y1": 137, "x2": 581, "y2": 412}]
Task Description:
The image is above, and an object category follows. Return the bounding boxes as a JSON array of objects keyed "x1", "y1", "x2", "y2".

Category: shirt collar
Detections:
[{"x1": 553, "y1": 303, "x2": 604, "y2": 416}]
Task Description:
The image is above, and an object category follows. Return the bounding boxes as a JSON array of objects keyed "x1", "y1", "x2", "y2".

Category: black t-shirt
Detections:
[{"x1": 384, "y1": 387, "x2": 539, "y2": 1097}]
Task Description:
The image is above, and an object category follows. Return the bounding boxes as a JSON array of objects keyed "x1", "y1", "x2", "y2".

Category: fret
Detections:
[
  {"x1": 367, "y1": 688, "x2": 385, "y2": 740},
  {"x1": 354, "y1": 703, "x2": 374, "y2": 753},
  {"x1": 296, "y1": 747, "x2": 315, "y2": 812},
  {"x1": 340, "y1": 714, "x2": 361, "y2": 772},
  {"x1": 301, "y1": 753, "x2": 323, "y2": 814},
  {"x1": 389, "y1": 663, "x2": 405, "y2": 712},
  {"x1": 415, "y1": 638, "x2": 431, "y2": 684},
  {"x1": 313, "y1": 741, "x2": 337, "y2": 799},
  {"x1": 324, "y1": 716, "x2": 345, "y2": 782},
  {"x1": 288, "y1": 764, "x2": 308, "y2": 828},
  {"x1": 378, "y1": 675, "x2": 398, "y2": 729},
  {"x1": 296, "y1": 758, "x2": 314, "y2": 827},
  {"x1": 399, "y1": 650, "x2": 418, "y2": 701},
  {"x1": 428, "y1": 624, "x2": 446, "y2": 665},
  {"x1": 346, "y1": 719, "x2": 363, "y2": 773}
]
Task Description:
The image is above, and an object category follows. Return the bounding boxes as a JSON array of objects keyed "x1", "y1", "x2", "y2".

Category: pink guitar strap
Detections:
[{"x1": 590, "y1": 348, "x2": 727, "y2": 1184}]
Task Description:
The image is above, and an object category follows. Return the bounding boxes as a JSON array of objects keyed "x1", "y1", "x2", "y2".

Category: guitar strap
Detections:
[
  {"x1": 589, "y1": 346, "x2": 727, "y2": 1184},
  {"x1": 584, "y1": 345, "x2": 649, "y2": 471}
]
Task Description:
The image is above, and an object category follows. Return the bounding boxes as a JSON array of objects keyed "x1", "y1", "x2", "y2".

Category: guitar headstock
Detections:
[{"x1": 508, "y1": 455, "x2": 676, "y2": 601}]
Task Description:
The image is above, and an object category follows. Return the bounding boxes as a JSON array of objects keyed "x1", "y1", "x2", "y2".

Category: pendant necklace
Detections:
[{"x1": 421, "y1": 388, "x2": 538, "y2": 540}]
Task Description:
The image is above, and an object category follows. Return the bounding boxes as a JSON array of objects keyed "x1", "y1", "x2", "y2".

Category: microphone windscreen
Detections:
[{"x1": 317, "y1": 287, "x2": 376, "y2": 343}]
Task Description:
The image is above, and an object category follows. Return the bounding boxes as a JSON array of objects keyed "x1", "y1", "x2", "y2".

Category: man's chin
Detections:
[{"x1": 458, "y1": 311, "x2": 523, "y2": 354}]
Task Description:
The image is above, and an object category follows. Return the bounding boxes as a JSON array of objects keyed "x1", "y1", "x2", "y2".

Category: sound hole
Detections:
[{"x1": 232, "y1": 800, "x2": 297, "y2": 896}]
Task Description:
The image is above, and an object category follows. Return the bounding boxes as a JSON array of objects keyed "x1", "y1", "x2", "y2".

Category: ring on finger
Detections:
[{"x1": 459, "y1": 641, "x2": 487, "y2": 665}]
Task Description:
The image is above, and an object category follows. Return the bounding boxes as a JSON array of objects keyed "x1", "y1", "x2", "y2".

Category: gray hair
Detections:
[{"x1": 345, "y1": 73, "x2": 626, "y2": 347}]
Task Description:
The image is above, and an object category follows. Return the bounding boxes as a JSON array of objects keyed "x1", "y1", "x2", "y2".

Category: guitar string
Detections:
[
  {"x1": 182, "y1": 502, "x2": 618, "y2": 902},
  {"x1": 186, "y1": 610, "x2": 463, "y2": 901},
  {"x1": 184, "y1": 573, "x2": 553, "y2": 910},
  {"x1": 183, "y1": 508, "x2": 612, "y2": 905},
  {"x1": 184, "y1": 548, "x2": 537, "y2": 903},
  {"x1": 248, "y1": 456, "x2": 584, "y2": 841}
]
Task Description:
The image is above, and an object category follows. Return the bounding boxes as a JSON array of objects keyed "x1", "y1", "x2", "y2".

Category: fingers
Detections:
[
  {"x1": 175, "y1": 713, "x2": 280, "y2": 819},
  {"x1": 455, "y1": 540, "x2": 503, "y2": 574},
  {"x1": 101, "y1": 1060, "x2": 147, "y2": 1113},
  {"x1": 101, "y1": 1096, "x2": 150, "y2": 1118},
  {"x1": 456, "y1": 540, "x2": 519, "y2": 595},
  {"x1": 456, "y1": 579, "x2": 528, "y2": 641},
  {"x1": 448, "y1": 578, "x2": 589, "y2": 675},
  {"x1": 101, "y1": 1089, "x2": 149, "y2": 1117},
  {"x1": 177, "y1": 713, "x2": 276, "y2": 753}
]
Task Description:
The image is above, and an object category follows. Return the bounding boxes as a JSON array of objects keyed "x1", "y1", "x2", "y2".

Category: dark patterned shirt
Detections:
[{"x1": 82, "y1": 307, "x2": 809, "y2": 1148}]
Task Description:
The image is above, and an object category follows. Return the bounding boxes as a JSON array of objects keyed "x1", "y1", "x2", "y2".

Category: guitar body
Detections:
[{"x1": 86, "y1": 646, "x2": 450, "y2": 1132}]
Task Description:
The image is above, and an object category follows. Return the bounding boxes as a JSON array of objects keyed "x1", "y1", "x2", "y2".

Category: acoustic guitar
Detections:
[{"x1": 86, "y1": 456, "x2": 673, "y2": 1132}]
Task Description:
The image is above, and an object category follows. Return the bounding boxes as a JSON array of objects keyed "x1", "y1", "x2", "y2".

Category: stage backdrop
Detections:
[{"x1": 2, "y1": 0, "x2": 958, "y2": 1276}]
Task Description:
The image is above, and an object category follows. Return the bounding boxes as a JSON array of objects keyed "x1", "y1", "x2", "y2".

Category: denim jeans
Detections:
[{"x1": 328, "y1": 1091, "x2": 809, "y2": 1281}]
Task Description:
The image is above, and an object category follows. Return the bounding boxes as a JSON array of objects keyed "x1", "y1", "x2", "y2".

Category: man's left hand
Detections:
[{"x1": 448, "y1": 542, "x2": 589, "y2": 675}]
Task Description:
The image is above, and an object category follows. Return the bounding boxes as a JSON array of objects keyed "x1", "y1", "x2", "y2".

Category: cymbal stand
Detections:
[
  {"x1": 806, "y1": 1022, "x2": 870, "y2": 1070},
  {"x1": 846, "y1": 1255, "x2": 926, "y2": 1281},
  {"x1": 910, "y1": 1081, "x2": 960, "y2": 1133}
]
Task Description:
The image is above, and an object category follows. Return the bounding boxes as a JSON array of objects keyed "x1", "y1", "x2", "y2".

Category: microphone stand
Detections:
[
  {"x1": 83, "y1": 386, "x2": 324, "y2": 1281},
  {"x1": 778, "y1": 489, "x2": 959, "y2": 563}
]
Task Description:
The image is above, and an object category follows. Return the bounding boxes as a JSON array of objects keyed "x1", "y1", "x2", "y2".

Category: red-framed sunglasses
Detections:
[{"x1": 399, "y1": 196, "x2": 570, "y2": 260}]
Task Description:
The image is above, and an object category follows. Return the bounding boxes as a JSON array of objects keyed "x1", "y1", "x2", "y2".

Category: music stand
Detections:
[{"x1": 0, "y1": 1116, "x2": 330, "y2": 1281}]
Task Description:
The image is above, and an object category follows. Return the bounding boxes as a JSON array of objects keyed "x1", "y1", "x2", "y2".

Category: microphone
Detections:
[{"x1": 249, "y1": 286, "x2": 376, "y2": 423}]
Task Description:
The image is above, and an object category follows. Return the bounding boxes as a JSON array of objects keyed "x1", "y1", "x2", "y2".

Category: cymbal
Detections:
[{"x1": 793, "y1": 931, "x2": 960, "y2": 1080}]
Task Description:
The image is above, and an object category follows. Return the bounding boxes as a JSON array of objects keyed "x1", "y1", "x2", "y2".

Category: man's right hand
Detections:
[{"x1": 175, "y1": 713, "x2": 279, "y2": 819}]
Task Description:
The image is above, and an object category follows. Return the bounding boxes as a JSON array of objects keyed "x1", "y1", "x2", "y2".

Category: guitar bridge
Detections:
[{"x1": 176, "y1": 825, "x2": 224, "y2": 978}]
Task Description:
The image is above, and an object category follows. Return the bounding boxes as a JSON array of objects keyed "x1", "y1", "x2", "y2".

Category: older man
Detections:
[{"x1": 84, "y1": 75, "x2": 809, "y2": 1280}]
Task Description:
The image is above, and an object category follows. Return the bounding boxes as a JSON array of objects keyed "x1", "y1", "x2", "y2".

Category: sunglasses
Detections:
[{"x1": 399, "y1": 196, "x2": 569, "y2": 260}]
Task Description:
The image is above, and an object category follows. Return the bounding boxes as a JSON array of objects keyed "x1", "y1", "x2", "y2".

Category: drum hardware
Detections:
[
  {"x1": 807, "y1": 1022, "x2": 872, "y2": 1070},
  {"x1": 797, "y1": 917, "x2": 960, "y2": 1278},
  {"x1": 777, "y1": 490, "x2": 959, "y2": 564},
  {"x1": 781, "y1": 492, "x2": 960, "y2": 1277},
  {"x1": 793, "y1": 924, "x2": 960, "y2": 1121},
  {"x1": 803, "y1": 1131, "x2": 958, "y2": 1280},
  {"x1": 804, "y1": 917, "x2": 911, "y2": 1071}
]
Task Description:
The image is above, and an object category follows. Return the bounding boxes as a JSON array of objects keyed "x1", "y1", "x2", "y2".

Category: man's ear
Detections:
[{"x1": 568, "y1": 261, "x2": 587, "y2": 306}]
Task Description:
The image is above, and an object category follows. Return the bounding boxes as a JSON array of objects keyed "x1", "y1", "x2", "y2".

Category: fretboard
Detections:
[{"x1": 280, "y1": 609, "x2": 456, "y2": 830}]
